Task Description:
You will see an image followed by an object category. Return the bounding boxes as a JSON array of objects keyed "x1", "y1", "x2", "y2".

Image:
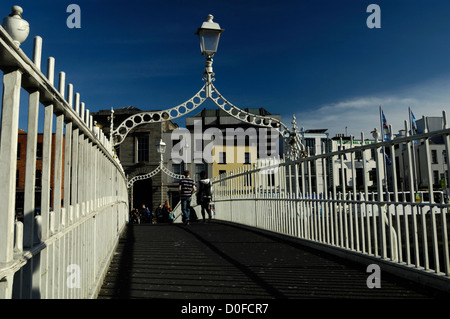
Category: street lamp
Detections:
[
  {"x1": 155, "y1": 139, "x2": 167, "y2": 206},
  {"x1": 156, "y1": 139, "x2": 166, "y2": 161},
  {"x1": 113, "y1": 14, "x2": 303, "y2": 164},
  {"x1": 196, "y1": 14, "x2": 224, "y2": 76}
]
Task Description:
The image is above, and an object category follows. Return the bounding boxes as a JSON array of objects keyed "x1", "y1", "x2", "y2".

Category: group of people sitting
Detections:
[
  {"x1": 129, "y1": 201, "x2": 174, "y2": 224},
  {"x1": 129, "y1": 169, "x2": 213, "y2": 225}
]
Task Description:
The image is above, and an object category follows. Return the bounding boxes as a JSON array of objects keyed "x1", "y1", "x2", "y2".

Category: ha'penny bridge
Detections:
[{"x1": 1, "y1": 7, "x2": 450, "y2": 299}]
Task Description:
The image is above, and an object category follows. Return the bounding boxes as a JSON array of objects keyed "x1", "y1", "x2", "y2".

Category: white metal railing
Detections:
[
  {"x1": 0, "y1": 25, "x2": 128, "y2": 299},
  {"x1": 212, "y1": 114, "x2": 450, "y2": 291}
]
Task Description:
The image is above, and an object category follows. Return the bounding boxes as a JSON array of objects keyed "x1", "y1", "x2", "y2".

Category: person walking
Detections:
[
  {"x1": 179, "y1": 170, "x2": 195, "y2": 225},
  {"x1": 197, "y1": 171, "x2": 212, "y2": 223}
]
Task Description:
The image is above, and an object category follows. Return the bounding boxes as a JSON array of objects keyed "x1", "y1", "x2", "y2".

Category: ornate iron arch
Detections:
[
  {"x1": 111, "y1": 75, "x2": 305, "y2": 160},
  {"x1": 113, "y1": 85, "x2": 208, "y2": 146},
  {"x1": 127, "y1": 162, "x2": 186, "y2": 189}
]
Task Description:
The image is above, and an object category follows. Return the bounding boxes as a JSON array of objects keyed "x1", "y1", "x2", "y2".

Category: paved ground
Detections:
[{"x1": 97, "y1": 221, "x2": 449, "y2": 299}]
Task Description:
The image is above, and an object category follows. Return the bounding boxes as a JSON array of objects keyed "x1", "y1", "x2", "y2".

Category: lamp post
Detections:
[
  {"x1": 156, "y1": 139, "x2": 167, "y2": 205},
  {"x1": 196, "y1": 14, "x2": 223, "y2": 74},
  {"x1": 127, "y1": 139, "x2": 184, "y2": 188},
  {"x1": 112, "y1": 14, "x2": 301, "y2": 160},
  {"x1": 156, "y1": 139, "x2": 166, "y2": 163},
  {"x1": 196, "y1": 14, "x2": 224, "y2": 95}
]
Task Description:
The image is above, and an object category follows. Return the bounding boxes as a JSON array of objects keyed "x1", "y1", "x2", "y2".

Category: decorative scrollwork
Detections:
[
  {"x1": 127, "y1": 162, "x2": 186, "y2": 188},
  {"x1": 161, "y1": 164, "x2": 186, "y2": 180},
  {"x1": 112, "y1": 79, "x2": 305, "y2": 160},
  {"x1": 113, "y1": 85, "x2": 208, "y2": 146},
  {"x1": 209, "y1": 83, "x2": 305, "y2": 159},
  {"x1": 209, "y1": 83, "x2": 289, "y2": 135},
  {"x1": 127, "y1": 165, "x2": 161, "y2": 188}
]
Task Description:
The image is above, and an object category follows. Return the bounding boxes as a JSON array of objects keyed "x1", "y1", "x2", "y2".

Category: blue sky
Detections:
[{"x1": 4, "y1": 0, "x2": 450, "y2": 137}]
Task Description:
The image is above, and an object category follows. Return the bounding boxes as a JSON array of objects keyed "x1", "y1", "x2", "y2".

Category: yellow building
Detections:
[
  {"x1": 212, "y1": 144, "x2": 258, "y2": 178},
  {"x1": 184, "y1": 108, "x2": 282, "y2": 181}
]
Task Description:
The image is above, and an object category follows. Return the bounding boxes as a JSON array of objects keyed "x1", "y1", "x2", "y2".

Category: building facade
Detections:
[
  {"x1": 16, "y1": 129, "x2": 64, "y2": 219},
  {"x1": 182, "y1": 108, "x2": 283, "y2": 181},
  {"x1": 92, "y1": 106, "x2": 180, "y2": 213},
  {"x1": 394, "y1": 116, "x2": 449, "y2": 192}
]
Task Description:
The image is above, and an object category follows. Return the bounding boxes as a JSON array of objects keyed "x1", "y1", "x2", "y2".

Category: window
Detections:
[
  {"x1": 305, "y1": 138, "x2": 315, "y2": 155},
  {"x1": 219, "y1": 152, "x2": 226, "y2": 164},
  {"x1": 172, "y1": 164, "x2": 181, "y2": 183},
  {"x1": 431, "y1": 150, "x2": 438, "y2": 164},
  {"x1": 267, "y1": 173, "x2": 275, "y2": 185},
  {"x1": 219, "y1": 170, "x2": 226, "y2": 186},
  {"x1": 433, "y1": 170, "x2": 439, "y2": 187},
  {"x1": 137, "y1": 136, "x2": 149, "y2": 162},
  {"x1": 244, "y1": 152, "x2": 251, "y2": 164},
  {"x1": 172, "y1": 138, "x2": 180, "y2": 148},
  {"x1": 195, "y1": 164, "x2": 205, "y2": 182},
  {"x1": 17, "y1": 143, "x2": 21, "y2": 160},
  {"x1": 36, "y1": 142, "x2": 43, "y2": 159},
  {"x1": 35, "y1": 170, "x2": 42, "y2": 187}
]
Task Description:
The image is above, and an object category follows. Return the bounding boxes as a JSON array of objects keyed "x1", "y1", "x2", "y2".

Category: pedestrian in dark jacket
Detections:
[{"x1": 197, "y1": 171, "x2": 212, "y2": 223}]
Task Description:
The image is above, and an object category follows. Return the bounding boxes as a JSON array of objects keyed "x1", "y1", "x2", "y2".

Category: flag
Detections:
[
  {"x1": 380, "y1": 149, "x2": 392, "y2": 165},
  {"x1": 409, "y1": 108, "x2": 418, "y2": 144},
  {"x1": 410, "y1": 110, "x2": 417, "y2": 135},
  {"x1": 385, "y1": 152, "x2": 392, "y2": 165},
  {"x1": 381, "y1": 110, "x2": 390, "y2": 141}
]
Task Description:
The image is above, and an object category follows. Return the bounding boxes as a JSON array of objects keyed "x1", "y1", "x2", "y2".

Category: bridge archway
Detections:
[{"x1": 110, "y1": 80, "x2": 305, "y2": 162}]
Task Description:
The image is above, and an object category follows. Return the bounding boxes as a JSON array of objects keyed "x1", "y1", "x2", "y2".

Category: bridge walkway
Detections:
[{"x1": 97, "y1": 221, "x2": 448, "y2": 299}]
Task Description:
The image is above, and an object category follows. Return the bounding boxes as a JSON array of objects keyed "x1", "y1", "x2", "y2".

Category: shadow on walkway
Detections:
[{"x1": 98, "y1": 221, "x2": 449, "y2": 299}]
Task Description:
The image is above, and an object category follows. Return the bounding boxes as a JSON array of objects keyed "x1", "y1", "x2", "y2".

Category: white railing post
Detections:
[{"x1": 0, "y1": 70, "x2": 22, "y2": 266}]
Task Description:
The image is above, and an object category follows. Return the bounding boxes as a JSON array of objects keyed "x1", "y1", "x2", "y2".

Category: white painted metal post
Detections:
[
  {"x1": 389, "y1": 125, "x2": 401, "y2": 262},
  {"x1": 423, "y1": 117, "x2": 438, "y2": 272},
  {"x1": 33, "y1": 36, "x2": 42, "y2": 71},
  {"x1": 23, "y1": 91, "x2": 40, "y2": 248},
  {"x1": 0, "y1": 70, "x2": 22, "y2": 269},
  {"x1": 53, "y1": 114, "x2": 64, "y2": 232},
  {"x1": 403, "y1": 122, "x2": 413, "y2": 266},
  {"x1": 63, "y1": 123, "x2": 73, "y2": 224}
]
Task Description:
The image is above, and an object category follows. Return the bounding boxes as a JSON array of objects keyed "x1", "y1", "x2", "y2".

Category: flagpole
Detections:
[
  {"x1": 409, "y1": 107, "x2": 418, "y2": 193},
  {"x1": 379, "y1": 106, "x2": 389, "y2": 201},
  {"x1": 378, "y1": 106, "x2": 389, "y2": 258}
]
